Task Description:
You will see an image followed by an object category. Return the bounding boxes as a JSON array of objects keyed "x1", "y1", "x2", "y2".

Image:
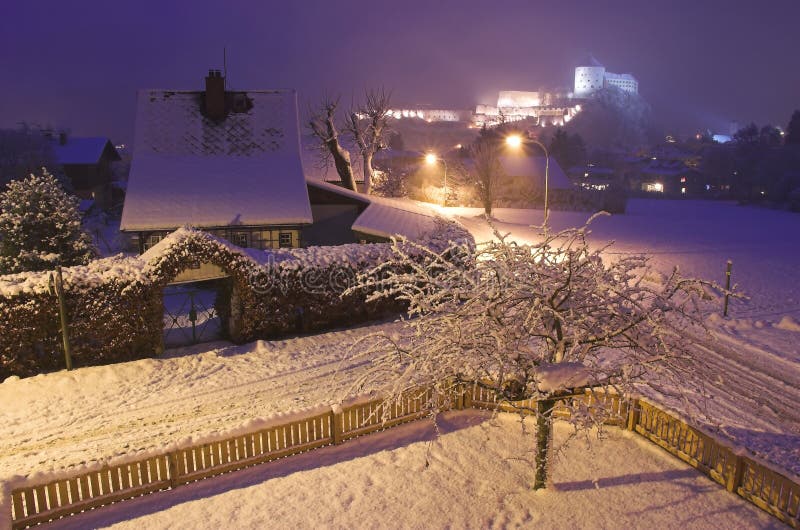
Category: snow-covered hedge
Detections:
[
  {"x1": 1, "y1": 220, "x2": 472, "y2": 379},
  {"x1": 0, "y1": 255, "x2": 161, "y2": 378}
]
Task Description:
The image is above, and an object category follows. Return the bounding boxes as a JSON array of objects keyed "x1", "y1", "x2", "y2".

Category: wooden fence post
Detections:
[
  {"x1": 331, "y1": 405, "x2": 343, "y2": 445},
  {"x1": 49, "y1": 266, "x2": 73, "y2": 371},
  {"x1": 723, "y1": 260, "x2": 733, "y2": 317},
  {"x1": 626, "y1": 399, "x2": 640, "y2": 431},
  {"x1": 168, "y1": 451, "x2": 179, "y2": 489},
  {"x1": 451, "y1": 380, "x2": 464, "y2": 410},
  {"x1": 727, "y1": 454, "x2": 745, "y2": 493},
  {"x1": 462, "y1": 382, "x2": 473, "y2": 409}
]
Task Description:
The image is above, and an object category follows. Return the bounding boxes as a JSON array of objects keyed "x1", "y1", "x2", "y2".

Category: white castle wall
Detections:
[{"x1": 574, "y1": 66, "x2": 605, "y2": 97}]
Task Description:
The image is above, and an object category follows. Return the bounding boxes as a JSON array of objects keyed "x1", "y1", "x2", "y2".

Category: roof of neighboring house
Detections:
[
  {"x1": 306, "y1": 178, "x2": 444, "y2": 241},
  {"x1": 498, "y1": 155, "x2": 574, "y2": 190},
  {"x1": 352, "y1": 196, "x2": 443, "y2": 240},
  {"x1": 121, "y1": 89, "x2": 313, "y2": 231},
  {"x1": 53, "y1": 137, "x2": 120, "y2": 165},
  {"x1": 641, "y1": 159, "x2": 687, "y2": 177}
]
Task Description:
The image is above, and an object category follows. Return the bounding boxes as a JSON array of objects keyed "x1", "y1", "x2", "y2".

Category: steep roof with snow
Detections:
[
  {"x1": 305, "y1": 178, "x2": 445, "y2": 241},
  {"x1": 53, "y1": 137, "x2": 119, "y2": 165},
  {"x1": 353, "y1": 197, "x2": 444, "y2": 240},
  {"x1": 121, "y1": 89, "x2": 313, "y2": 231},
  {"x1": 498, "y1": 155, "x2": 574, "y2": 190}
]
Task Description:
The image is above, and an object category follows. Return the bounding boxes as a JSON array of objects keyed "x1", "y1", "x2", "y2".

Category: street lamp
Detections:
[
  {"x1": 505, "y1": 134, "x2": 550, "y2": 228},
  {"x1": 425, "y1": 152, "x2": 448, "y2": 206}
]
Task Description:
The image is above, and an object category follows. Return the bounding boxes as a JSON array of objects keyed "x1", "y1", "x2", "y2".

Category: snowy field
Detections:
[
  {"x1": 448, "y1": 199, "x2": 800, "y2": 475},
  {"x1": 44, "y1": 414, "x2": 780, "y2": 530},
  {"x1": 449, "y1": 199, "x2": 800, "y2": 322},
  {"x1": 1, "y1": 198, "x2": 799, "y2": 527}
]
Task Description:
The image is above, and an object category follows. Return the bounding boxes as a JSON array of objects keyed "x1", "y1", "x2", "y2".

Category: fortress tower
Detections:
[
  {"x1": 574, "y1": 54, "x2": 638, "y2": 97},
  {"x1": 574, "y1": 55, "x2": 606, "y2": 97}
]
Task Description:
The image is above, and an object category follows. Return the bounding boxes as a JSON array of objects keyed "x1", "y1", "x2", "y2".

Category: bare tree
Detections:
[
  {"x1": 343, "y1": 215, "x2": 722, "y2": 489},
  {"x1": 344, "y1": 89, "x2": 392, "y2": 195},
  {"x1": 471, "y1": 139, "x2": 502, "y2": 215},
  {"x1": 308, "y1": 96, "x2": 357, "y2": 192}
]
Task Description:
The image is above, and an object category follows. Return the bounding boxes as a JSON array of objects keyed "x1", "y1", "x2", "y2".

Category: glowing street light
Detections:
[
  {"x1": 425, "y1": 152, "x2": 448, "y2": 206},
  {"x1": 505, "y1": 134, "x2": 523, "y2": 149},
  {"x1": 506, "y1": 134, "x2": 550, "y2": 228}
]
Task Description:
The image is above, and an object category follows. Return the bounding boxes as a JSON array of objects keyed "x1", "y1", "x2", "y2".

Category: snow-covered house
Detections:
[
  {"x1": 498, "y1": 155, "x2": 574, "y2": 193},
  {"x1": 52, "y1": 134, "x2": 120, "y2": 209},
  {"x1": 121, "y1": 71, "x2": 444, "y2": 256}
]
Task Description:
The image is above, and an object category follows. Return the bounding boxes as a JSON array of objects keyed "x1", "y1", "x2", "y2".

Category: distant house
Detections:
[
  {"x1": 496, "y1": 155, "x2": 574, "y2": 204},
  {"x1": 52, "y1": 134, "x2": 120, "y2": 209},
  {"x1": 498, "y1": 155, "x2": 573, "y2": 190},
  {"x1": 121, "y1": 71, "x2": 443, "y2": 260}
]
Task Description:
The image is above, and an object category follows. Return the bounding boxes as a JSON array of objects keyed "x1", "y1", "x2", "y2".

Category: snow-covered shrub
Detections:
[
  {"x1": 0, "y1": 219, "x2": 471, "y2": 378},
  {"x1": 143, "y1": 228, "x2": 410, "y2": 342},
  {"x1": 0, "y1": 170, "x2": 96, "y2": 274},
  {"x1": 0, "y1": 255, "x2": 161, "y2": 379},
  {"x1": 343, "y1": 214, "x2": 720, "y2": 488}
]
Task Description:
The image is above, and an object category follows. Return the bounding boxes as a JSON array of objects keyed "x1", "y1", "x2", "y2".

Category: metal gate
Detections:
[{"x1": 163, "y1": 283, "x2": 222, "y2": 347}]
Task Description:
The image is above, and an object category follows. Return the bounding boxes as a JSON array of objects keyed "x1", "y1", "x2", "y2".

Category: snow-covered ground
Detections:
[
  {"x1": 1, "y1": 198, "x2": 798, "y2": 527},
  {"x1": 447, "y1": 199, "x2": 800, "y2": 476},
  {"x1": 0, "y1": 322, "x2": 400, "y2": 480},
  {"x1": 448, "y1": 200, "x2": 800, "y2": 321},
  {"x1": 44, "y1": 414, "x2": 780, "y2": 530}
]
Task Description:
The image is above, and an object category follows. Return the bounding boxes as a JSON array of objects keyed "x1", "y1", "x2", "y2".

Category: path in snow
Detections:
[{"x1": 0, "y1": 322, "x2": 398, "y2": 479}]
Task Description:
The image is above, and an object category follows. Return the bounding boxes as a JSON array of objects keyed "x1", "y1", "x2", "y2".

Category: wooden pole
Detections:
[
  {"x1": 50, "y1": 266, "x2": 73, "y2": 371},
  {"x1": 533, "y1": 398, "x2": 555, "y2": 490},
  {"x1": 723, "y1": 260, "x2": 732, "y2": 317}
]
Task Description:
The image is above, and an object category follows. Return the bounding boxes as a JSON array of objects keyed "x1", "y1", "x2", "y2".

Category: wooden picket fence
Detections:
[
  {"x1": 6, "y1": 384, "x2": 799, "y2": 529},
  {"x1": 632, "y1": 400, "x2": 800, "y2": 528}
]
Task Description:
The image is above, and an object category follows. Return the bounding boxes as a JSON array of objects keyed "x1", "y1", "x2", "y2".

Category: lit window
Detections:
[
  {"x1": 680, "y1": 177, "x2": 686, "y2": 183},
  {"x1": 143, "y1": 233, "x2": 163, "y2": 251},
  {"x1": 279, "y1": 232, "x2": 293, "y2": 248},
  {"x1": 230, "y1": 232, "x2": 249, "y2": 248}
]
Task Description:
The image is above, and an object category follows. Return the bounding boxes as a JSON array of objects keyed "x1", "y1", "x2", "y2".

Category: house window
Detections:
[
  {"x1": 230, "y1": 232, "x2": 249, "y2": 248},
  {"x1": 279, "y1": 232, "x2": 292, "y2": 248},
  {"x1": 143, "y1": 233, "x2": 164, "y2": 251}
]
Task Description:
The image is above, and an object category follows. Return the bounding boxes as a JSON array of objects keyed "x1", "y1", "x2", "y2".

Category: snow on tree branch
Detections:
[{"x1": 338, "y1": 214, "x2": 732, "y2": 487}]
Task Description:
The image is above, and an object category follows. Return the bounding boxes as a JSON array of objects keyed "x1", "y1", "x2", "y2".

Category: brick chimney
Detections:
[{"x1": 204, "y1": 69, "x2": 226, "y2": 120}]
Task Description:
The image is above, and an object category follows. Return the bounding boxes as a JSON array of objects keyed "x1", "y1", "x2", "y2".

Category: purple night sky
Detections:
[{"x1": 1, "y1": 0, "x2": 797, "y2": 143}]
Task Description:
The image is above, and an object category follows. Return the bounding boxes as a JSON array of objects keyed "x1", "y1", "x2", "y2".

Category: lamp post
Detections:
[
  {"x1": 425, "y1": 152, "x2": 448, "y2": 206},
  {"x1": 505, "y1": 134, "x2": 550, "y2": 228}
]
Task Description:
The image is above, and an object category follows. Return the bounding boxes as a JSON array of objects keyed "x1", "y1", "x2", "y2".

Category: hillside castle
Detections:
[{"x1": 388, "y1": 56, "x2": 638, "y2": 128}]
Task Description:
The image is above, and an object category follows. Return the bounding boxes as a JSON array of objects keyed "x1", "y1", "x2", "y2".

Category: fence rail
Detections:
[{"x1": 7, "y1": 385, "x2": 799, "y2": 529}]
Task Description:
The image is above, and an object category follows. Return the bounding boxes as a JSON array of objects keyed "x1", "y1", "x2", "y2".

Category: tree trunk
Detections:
[
  {"x1": 327, "y1": 139, "x2": 356, "y2": 192},
  {"x1": 534, "y1": 398, "x2": 555, "y2": 490},
  {"x1": 363, "y1": 154, "x2": 374, "y2": 195},
  {"x1": 483, "y1": 198, "x2": 492, "y2": 216}
]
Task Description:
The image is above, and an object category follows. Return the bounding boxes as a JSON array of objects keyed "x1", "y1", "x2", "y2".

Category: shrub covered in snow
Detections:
[
  {"x1": 0, "y1": 170, "x2": 96, "y2": 274},
  {"x1": 0, "y1": 255, "x2": 161, "y2": 378},
  {"x1": 0, "y1": 219, "x2": 472, "y2": 379}
]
